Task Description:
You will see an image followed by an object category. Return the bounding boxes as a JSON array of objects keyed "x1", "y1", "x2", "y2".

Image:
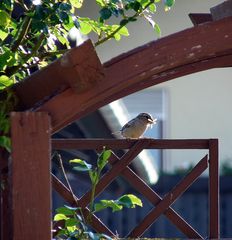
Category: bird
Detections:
[{"x1": 117, "y1": 113, "x2": 157, "y2": 139}]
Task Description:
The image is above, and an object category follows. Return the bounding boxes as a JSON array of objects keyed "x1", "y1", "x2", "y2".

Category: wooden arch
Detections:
[{"x1": 9, "y1": 15, "x2": 232, "y2": 133}]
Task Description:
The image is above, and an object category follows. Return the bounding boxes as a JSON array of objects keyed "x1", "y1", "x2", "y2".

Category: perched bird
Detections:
[{"x1": 118, "y1": 113, "x2": 157, "y2": 139}]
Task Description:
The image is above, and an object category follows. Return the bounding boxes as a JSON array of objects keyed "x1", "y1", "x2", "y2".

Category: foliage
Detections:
[
  {"x1": 0, "y1": 0, "x2": 175, "y2": 85},
  {"x1": 54, "y1": 148, "x2": 143, "y2": 239},
  {"x1": 0, "y1": 0, "x2": 175, "y2": 151}
]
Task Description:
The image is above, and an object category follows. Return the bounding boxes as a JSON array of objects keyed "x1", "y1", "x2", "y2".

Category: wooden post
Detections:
[
  {"x1": 10, "y1": 112, "x2": 51, "y2": 240},
  {"x1": 209, "y1": 139, "x2": 220, "y2": 239}
]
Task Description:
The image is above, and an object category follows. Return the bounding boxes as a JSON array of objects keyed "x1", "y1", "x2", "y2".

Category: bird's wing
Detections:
[{"x1": 121, "y1": 118, "x2": 136, "y2": 131}]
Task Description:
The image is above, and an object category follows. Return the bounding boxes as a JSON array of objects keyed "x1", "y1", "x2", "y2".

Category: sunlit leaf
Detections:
[
  {"x1": 117, "y1": 194, "x2": 143, "y2": 208},
  {"x1": 149, "y1": 3, "x2": 156, "y2": 12},
  {"x1": 97, "y1": 149, "x2": 111, "y2": 171},
  {"x1": 113, "y1": 33, "x2": 121, "y2": 41},
  {"x1": 79, "y1": 20, "x2": 92, "y2": 35},
  {"x1": 69, "y1": 0, "x2": 83, "y2": 8},
  {"x1": 0, "y1": 29, "x2": 8, "y2": 41},
  {"x1": 118, "y1": 26, "x2": 129, "y2": 36},
  {"x1": 138, "y1": 0, "x2": 150, "y2": 7},
  {"x1": 96, "y1": 0, "x2": 105, "y2": 7},
  {"x1": 0, "y1": 75, "x2": 13, "y2": 90},
  {"x1": 154, "y1": 22, "x2": 161, "y2": 37},
  {"x1": 54, "y1": 213, "x2": 69, "y2": 221},
  {"x1": 94, "y1": 199, "x2": 123, "y2": 212},
  {"x1": 70, "y1": 159, "x2": 92, "y2": 171},
  {"x1": 0, "y1": 10, "x2": 11, "y2": 27}
]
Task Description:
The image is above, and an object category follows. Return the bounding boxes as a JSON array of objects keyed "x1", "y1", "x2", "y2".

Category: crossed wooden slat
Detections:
[{"x1": 53, "y1": 140, "x2": 208, "y2": 238}]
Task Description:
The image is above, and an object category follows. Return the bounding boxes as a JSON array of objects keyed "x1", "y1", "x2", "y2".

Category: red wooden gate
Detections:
[{"x1": 52, "y1": 138, "x2": 219, "y2": 239}]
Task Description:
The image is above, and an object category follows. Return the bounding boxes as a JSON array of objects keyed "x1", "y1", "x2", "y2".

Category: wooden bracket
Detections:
[{"x1": 8, "y1": 40, "x2": 104, "y2": 110}]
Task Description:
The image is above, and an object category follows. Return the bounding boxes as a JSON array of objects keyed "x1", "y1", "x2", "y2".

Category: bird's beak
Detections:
[{"x1": 148, "y1": 118, "x2": 157, "y2": 124}]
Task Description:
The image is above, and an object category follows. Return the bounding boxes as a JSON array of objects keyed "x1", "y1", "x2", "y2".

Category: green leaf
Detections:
[
  {"x1": 96, "y1": 0, "x2": 105, "y2": 7},
  {"x1": 0, "y1": 75, "x2": 13, "y2": 90},
  {"x1": 0, "y1": 28, "x2": 8, "y2": 41},
  {"x1": 70, "y1": 159, "x2": 92, "y2": 171},
  {"x1": 149, "y1": 3, "x2": 156, "y2": 12},
  {"x1": 117, "y1": 194, "x2": 143, "y2": 208},
  {"x1": 138, "y1": 0, "x2": 150, "y2": 7},
  {"x1": 118, "y1": 26, "x2": 129, "y2": 36},
  {"x1": 94, "y1": 199, "x2": 123, "y2": 212},
  {"x1": 54, "y1": 213, "x2": 69, "y2": 221},
  {"x1": 97, "y1": 149, "x2": 111, "y2": 171},
  {"x1": 65, "y1": 217, "x2": 78, "y2": 227},
  {"x1": 99, "y1": 7, "x2": 112, "y2": 20},
  {"x1": 63, "y1": 15, "x2": 75, "y2": 31},
  {"x1": 154, "y1": 22, "x2": 161, "y2": 37},
  {"x1": 0, "y1": 10, "x2": 11, "y2": 27},
  {"x1": 56, "y1": 206, "x2": 76, "y2": 215},
  {"x1": 79, "y1": 20, "x2": 92, "y2": 35},
  {"x1": 113, "y1": 33, "x2": 121, "y2": 41},
  {"x1": 0, "y1": 136, "x2": 11, "y2": 152},
  {"x1": 69, "y1": 0, "x2": 83, "y2": 8}
]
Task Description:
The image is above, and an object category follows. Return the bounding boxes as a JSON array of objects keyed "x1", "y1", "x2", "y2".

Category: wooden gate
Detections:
[{"x1": 52, "y1": 138, "x2": 219, "y2": 239}]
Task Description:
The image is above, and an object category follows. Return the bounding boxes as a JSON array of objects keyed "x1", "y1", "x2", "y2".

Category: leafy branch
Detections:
[{"x1": 53, "y1": 148, "x2": 143, "y2": 239}]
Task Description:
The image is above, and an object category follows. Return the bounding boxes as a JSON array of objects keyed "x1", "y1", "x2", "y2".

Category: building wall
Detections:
[{"x1": 79, "y1": 0, "x2": 232, "y2": 173}]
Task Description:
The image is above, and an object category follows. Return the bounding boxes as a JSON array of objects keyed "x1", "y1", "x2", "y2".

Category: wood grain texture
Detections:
[
  {"x1": 5, "y1": 40, "x2": 104, "y2": 111},
  {"x1": 52, "y1": 138, "x2": 210, "y2": 150},
  {"x1": 10, "y1": 112, "x2": 51, "y2": 240},
  {"x1": 36, "y1": 17, "x2": 232, "y2": 133}
]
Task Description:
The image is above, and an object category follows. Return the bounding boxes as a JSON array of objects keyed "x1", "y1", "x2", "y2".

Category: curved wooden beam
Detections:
[{"x1": 37, "y1": 17, "x2": 232, "y2": 133}]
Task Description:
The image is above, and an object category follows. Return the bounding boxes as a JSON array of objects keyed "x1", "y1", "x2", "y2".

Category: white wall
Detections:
[{"x1": 80, "y1": 0, "x2": 232, "y2": 172}]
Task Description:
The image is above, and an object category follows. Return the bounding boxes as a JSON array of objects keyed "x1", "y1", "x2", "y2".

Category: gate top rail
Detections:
[{"x1": 52, "y1": 138, "x2": 214, "y2": 150}]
